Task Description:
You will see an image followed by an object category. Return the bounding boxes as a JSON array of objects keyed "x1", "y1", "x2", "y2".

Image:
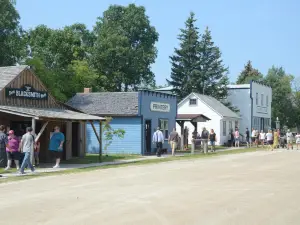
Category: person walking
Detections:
[
  {"x1": 251, "y1": 128, "x2": 256, "y2": 147},
  {"x1": 0, "y1": 125, "x2": 8, "y2": 168},
  {"x1": 255, "y1": 130, "x2": 259, "y2": 147},
  {"x1": 234, "y1": 128, "x2": 240, "y2": 148},
  {"x1": 5, "y1": 130, "x2": 20, "y2": 171},
  {"x1": 201, "y1": 127, "x2": 209, "y2": 154},
  {"x1": 168, "y1": 128, "x2": 179, "y2": 156},
  {"x1": 49, "y1": 126, "x2": 65, "y2": 168},
  {"x1": 259, "y1": 130, "x2": 266, "y2": 148},
  {"x1": 18, "y1": 127, "x2": 35, "y2": 174},
  {"x1": 209, "y1": 129, "x2": 217, "y2": 152},
  {"x1": 245, "y1": 128, "x2": 250, "y2": 148},
  {"x1": 295, "y1": 132, "x2": 300, "y2": 150},
  {"x1": 266, "y1": 130, "x2": 273, "y2": 151},
  {"x1": 273, "y1": 129, "x2": 279, "y2": 150},
  {"x1": 286, "y1": 129, "x2": 293, "y2": 150}
]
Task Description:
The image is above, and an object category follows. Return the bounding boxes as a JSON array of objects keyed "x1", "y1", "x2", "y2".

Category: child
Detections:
[
  {"x1": 34, "y1": 140, "x2": 40, "y2": 167},
  {"x1": 296, "y1": 133, "x2": 300, "y2": 150}
]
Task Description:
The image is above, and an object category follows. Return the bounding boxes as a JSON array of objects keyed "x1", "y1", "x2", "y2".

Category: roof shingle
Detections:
[
  {"x1": 67, "y1": 92, "x2": 139, "y2": 116},
  {"x1": 0, "y1": 66, "x2": 28, "y2": 90}
]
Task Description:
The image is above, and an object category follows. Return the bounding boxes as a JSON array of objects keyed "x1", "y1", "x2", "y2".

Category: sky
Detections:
[{"x1": 16, "y1": 0, "x2": 300, "y2": 85}]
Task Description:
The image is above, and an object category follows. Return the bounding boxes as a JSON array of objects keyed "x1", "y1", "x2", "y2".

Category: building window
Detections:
[
  {"x1": 261, "y1": 94, "x2": 264, "y2": 106},
  {"x1": 189, "y1": 99, "x2": 197, "y2": 105},
  {"x1": 266, "y1": 95, "x2": 268, "y2": 107},
  {"x1": 223, "y1": 121, "x2": 226, "y2": 136},
  {"x1": 252, "y1": 117, "x2": 260, "y2": 131},
  {"x1": 159, "y1": 119, "x2": 168, "y2": 139},
  {"x1": 235, "y1": 121, "x2": 238, "y2": 129},
  {"x1": 229, "y1": 121, "x2": 232, "y2": 131},
  {"x1": 256, "y1": 93, "x2": 258, "y2": 105}
]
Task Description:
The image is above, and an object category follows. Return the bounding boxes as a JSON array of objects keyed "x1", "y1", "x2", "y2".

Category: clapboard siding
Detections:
[{"x1": 86, "y1": 117, "x2": 142, "y2": 154}]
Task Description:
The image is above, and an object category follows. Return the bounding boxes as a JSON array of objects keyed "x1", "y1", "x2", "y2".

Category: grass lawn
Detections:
[
  {"x1": 0, "y1": 147, "x2": 264, "y2": 184},
  {"x1": 63, "y1": 154, "x2": 141, "y2": 164}
]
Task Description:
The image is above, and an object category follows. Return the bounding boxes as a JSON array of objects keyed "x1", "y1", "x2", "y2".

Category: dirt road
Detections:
[{"x1": 0, "y1": 151, "x2": 300, "y2": 225}]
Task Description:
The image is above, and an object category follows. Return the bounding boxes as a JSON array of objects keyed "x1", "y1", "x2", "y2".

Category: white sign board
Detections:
[{"x1": 150, "y1": 102, "x2": 170, "y2": 112}]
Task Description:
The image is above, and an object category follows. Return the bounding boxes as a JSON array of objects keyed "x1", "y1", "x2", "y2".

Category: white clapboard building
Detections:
[
  {"x1": 227, "y1": 81, "x2": 272, "y2": 134},
  {"x1": 177, "y1": 93, "x2": 240, "y2": 145}
]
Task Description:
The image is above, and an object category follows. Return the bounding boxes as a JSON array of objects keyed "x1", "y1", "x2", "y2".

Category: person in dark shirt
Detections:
[
  {"x1": 168, "y1": 128, "x2": 179, "y2": 156},
  {"x1": 209, "y1": 129, "x2": 217, "y2": 152},
  {"x1": 0, "y1": 125, "x2": 8, "y2": 168},
  {"x1": 245, "y1": 128, "x2": 250, "y2": 148}
]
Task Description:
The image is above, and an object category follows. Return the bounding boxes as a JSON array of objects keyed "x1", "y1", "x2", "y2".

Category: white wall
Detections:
[
  {"x1": 251, "y1": 82, "x2": 272, "y2": 118},
  {"x1": 227, "y1": 88, "x2": 251, "y2": 135},
  {"x1": 177, "y1": 94, "x2": 223, "y2": 145}
]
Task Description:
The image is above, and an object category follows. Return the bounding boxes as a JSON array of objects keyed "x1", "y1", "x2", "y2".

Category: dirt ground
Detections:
[{"x1": 0, "y1": 150, "x2": 300, "y2": 225}]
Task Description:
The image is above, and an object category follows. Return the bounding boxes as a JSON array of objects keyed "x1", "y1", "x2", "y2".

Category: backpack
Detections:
[{"x1": 202, "y1": 130, "x2": 209, "y2": 139}]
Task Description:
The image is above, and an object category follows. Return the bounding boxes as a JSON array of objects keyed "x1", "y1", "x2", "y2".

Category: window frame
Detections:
[
  {"x1": 223, "y1": 121, "x2": 227, "y2": 136},
  {"x1": 266, "y1": 95, "x2": 269, "y2": 107},
  {"x1": 189, "y1": 98, "x2": 197, "y2": 106},
  {"x1": 158, "y1": 119, "x2": 169, "y2": 140},
  {"x1": 256, "y1": 93, "x2": 259, "y2": 105},
  {"x1": 261, "y1": 94, "x2": 264, "y2": 106}
]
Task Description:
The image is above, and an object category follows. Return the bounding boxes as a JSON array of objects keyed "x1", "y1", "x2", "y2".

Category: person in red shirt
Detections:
[{"x1": 5, "y1": 130, "x2": 20, "y2": 170}]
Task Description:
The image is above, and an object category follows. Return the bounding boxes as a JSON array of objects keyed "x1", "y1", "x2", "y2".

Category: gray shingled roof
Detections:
[
  {"x1": 193, "y1": 93, "x2": 239, "y2": 118},
  {"x1": 0, "y1": 65, "x2": 28, "y2": 90},
  {"x1": 67, "y1": 92, "x2": 139, "y2": 116},
  {"x1": 0, "y1": 105, "x2": 104, "y2": 121}
]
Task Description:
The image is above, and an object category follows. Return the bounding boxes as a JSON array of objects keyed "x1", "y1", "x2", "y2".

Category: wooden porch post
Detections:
[
  {"x1": 90, "y1": 121, "x2": 102, "y2": 162},
  {"x1": 31, "y1": 118, "x2": 36, "y2": 164},
  {"x1": 66, "y1": 121, "x2": 72, "y2": 160},
  {"x1": 99, "y1": 120, "x2": 103, "y2": 162}
]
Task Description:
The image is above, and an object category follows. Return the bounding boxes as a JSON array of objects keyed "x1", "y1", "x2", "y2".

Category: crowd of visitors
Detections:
[{"x1": 0, "y1": 125, "x2": 65, "y2": 174}]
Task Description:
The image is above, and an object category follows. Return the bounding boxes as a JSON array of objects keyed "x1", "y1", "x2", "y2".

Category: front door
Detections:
[
  {"x1": 145, "y1": 120, "x2": 152, "y2": 155},
  {"x1": 72, "y1": 122, "x2": 79, "y2": 157}
]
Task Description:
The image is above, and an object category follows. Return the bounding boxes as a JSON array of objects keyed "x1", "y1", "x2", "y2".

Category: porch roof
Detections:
[
  {"x1": 176, "y1": 114, "x2": 211, "y2": 122},
  {"x1": 0, "y1": 105, "x2": 105, "y2": 121}
]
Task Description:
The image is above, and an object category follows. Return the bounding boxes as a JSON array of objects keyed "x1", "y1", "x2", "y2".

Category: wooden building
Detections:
[{"x1": 0, "y1": 66, "x2": 104, "y2": 163}]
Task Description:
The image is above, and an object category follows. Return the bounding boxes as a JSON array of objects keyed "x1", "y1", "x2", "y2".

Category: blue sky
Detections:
[{"x1": 16, "y1": 0, "x2": 300, "y2": 85}]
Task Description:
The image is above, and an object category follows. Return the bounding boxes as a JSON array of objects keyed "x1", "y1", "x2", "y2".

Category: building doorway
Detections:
[
  {"x1": 145, "y1": 120, "x2": 152, "y2": 155},
  {"x1": 72, "y1": 122, "x2": 79, "y2": 157}
]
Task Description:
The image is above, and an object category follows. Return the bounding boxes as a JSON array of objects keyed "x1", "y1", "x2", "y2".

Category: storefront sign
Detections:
[
  {"x1": 5, "y1": 84, "x2": 48, "y2": 100},
  {"x1": 150, "y1": 102, "x2": 170, "y2": 112}
]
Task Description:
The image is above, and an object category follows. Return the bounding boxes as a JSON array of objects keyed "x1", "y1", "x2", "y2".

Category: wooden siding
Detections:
[
  {"x1": 0, "y1": 68, "x2": 61, "y2": 108},
  {"x1": 86, "y1": 117, "x2": 142, "y2": 154}
]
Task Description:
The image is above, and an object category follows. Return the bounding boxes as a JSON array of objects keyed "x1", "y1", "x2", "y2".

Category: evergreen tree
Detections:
[
  {"x1": 236, "y1": 60, "x2": 263, "y2": 84},
  {"x1": 167, "y1": 12, "x2": 201, "y2": 100},
  {"x1": 195, "y1": 27, "x2": 229, "y2": 100}
]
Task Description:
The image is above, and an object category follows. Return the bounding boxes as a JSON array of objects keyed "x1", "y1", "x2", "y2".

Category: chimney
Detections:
[{"x1": 84, "y1": 88, "x2": 92, "y2": 93}]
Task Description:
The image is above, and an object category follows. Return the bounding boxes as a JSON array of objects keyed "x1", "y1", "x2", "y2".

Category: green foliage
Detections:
[
  {"x1": 92, "y1": 4, "x2": 158, "y2": 92},
  {"x1": 167, "y1": 13, "x2": 229, "y2": 102},
  {"x1": 263, "y1": 66, "x2": 294, "y2": 127},
  {"x1": 236, "y1": 61, "x2": 263, "y2": 84},
  {"x1": 0, "y1": 0, "x2": 25, "y2": 66},
  {"x1": 103, "y1": 117, "x2": 126, "y2": 152},
  {"x1": 167, "y1": 12, "x2": 200, "y2": 100}
]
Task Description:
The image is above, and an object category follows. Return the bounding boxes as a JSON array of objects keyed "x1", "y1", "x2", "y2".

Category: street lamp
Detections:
[{"x1": 275, "y1": 117, "x2": 280, "y2": 130}]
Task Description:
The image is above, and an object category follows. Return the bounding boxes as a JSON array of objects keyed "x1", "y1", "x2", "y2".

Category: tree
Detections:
[
  {"x1": 264, "y1": 66, "x2": 294, "y2": 128},
  {"x1": 291, "y1": 77, "x2": 300, "y2": 131},
  {"x1": 167, "y1": 12, "x2": 201, "y2": 100},
  {"x1": 196, "y1": 27, "x2": 229, "y2": 100},
  {"x1": 236, "y1": 60, "x2": 263, "y2": 84},
  {"x1": 92, "y1": 4, "x2": 158, "y2": 92},
  {"x1": 0, "y1": 0, "x2": 25, "y2": 66}
]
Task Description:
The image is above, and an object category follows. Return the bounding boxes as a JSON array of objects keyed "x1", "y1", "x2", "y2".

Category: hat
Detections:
[{"x1": 8, "y1": 130, "x2": 14, "y2": 135}]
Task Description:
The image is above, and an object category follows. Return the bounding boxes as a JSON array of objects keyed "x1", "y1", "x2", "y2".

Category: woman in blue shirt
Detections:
[{"x1": 49, "y1": 126, "x2": 65, "y2": 168}]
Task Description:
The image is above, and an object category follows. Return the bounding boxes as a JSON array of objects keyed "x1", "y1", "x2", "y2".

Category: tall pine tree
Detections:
[
  {"x1": 236, "y1": 60, "x2": 263, "y2": 84},
  {"x1": 194, "y1": 27, "x2": 229, "y2": 100},
  {"x1": 167, "y1": 12, "x2": 201, "y2": 100}
]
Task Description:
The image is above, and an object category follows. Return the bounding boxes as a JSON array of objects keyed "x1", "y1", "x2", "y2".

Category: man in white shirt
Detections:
[
  {"x1": 286, "y1": 129, "x2": 293, "y2": 150},
  {"x1": 153, "y1": 127, "x2": 164, "y2": 157},
  {"x1": 259, "y1": 130, "x2": 266, "y2": 148}
]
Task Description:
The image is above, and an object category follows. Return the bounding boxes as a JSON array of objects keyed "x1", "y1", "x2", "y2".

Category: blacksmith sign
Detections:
[
  {"x1": 150, "y1": 102, "x2": 170, "y2": 112},
  {"x1": 5, "y1": 84, "x2": 48, "y2": 100}
]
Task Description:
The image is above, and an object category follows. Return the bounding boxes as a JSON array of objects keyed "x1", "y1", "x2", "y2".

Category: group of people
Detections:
[
  {"x1": 152, "y1": 126, "x2": 218, "y2": 157},
  {"x1": 0, "y1": 125, "x2": 65, "y2": 174}
]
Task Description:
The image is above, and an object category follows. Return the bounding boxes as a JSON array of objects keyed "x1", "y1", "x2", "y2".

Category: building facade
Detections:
[
  {"x1": 0, "y1": 66, "x2": 104, "y2": 163},
  {"x1": 227, "y1": 81, "x2": 272, "y2": 134},
  {"x1": 177, "y1": 93, "x2": 240, "y2": 145},
  {"x1": 68, "y1": 90, "x2": 177, "y2": 155}
]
